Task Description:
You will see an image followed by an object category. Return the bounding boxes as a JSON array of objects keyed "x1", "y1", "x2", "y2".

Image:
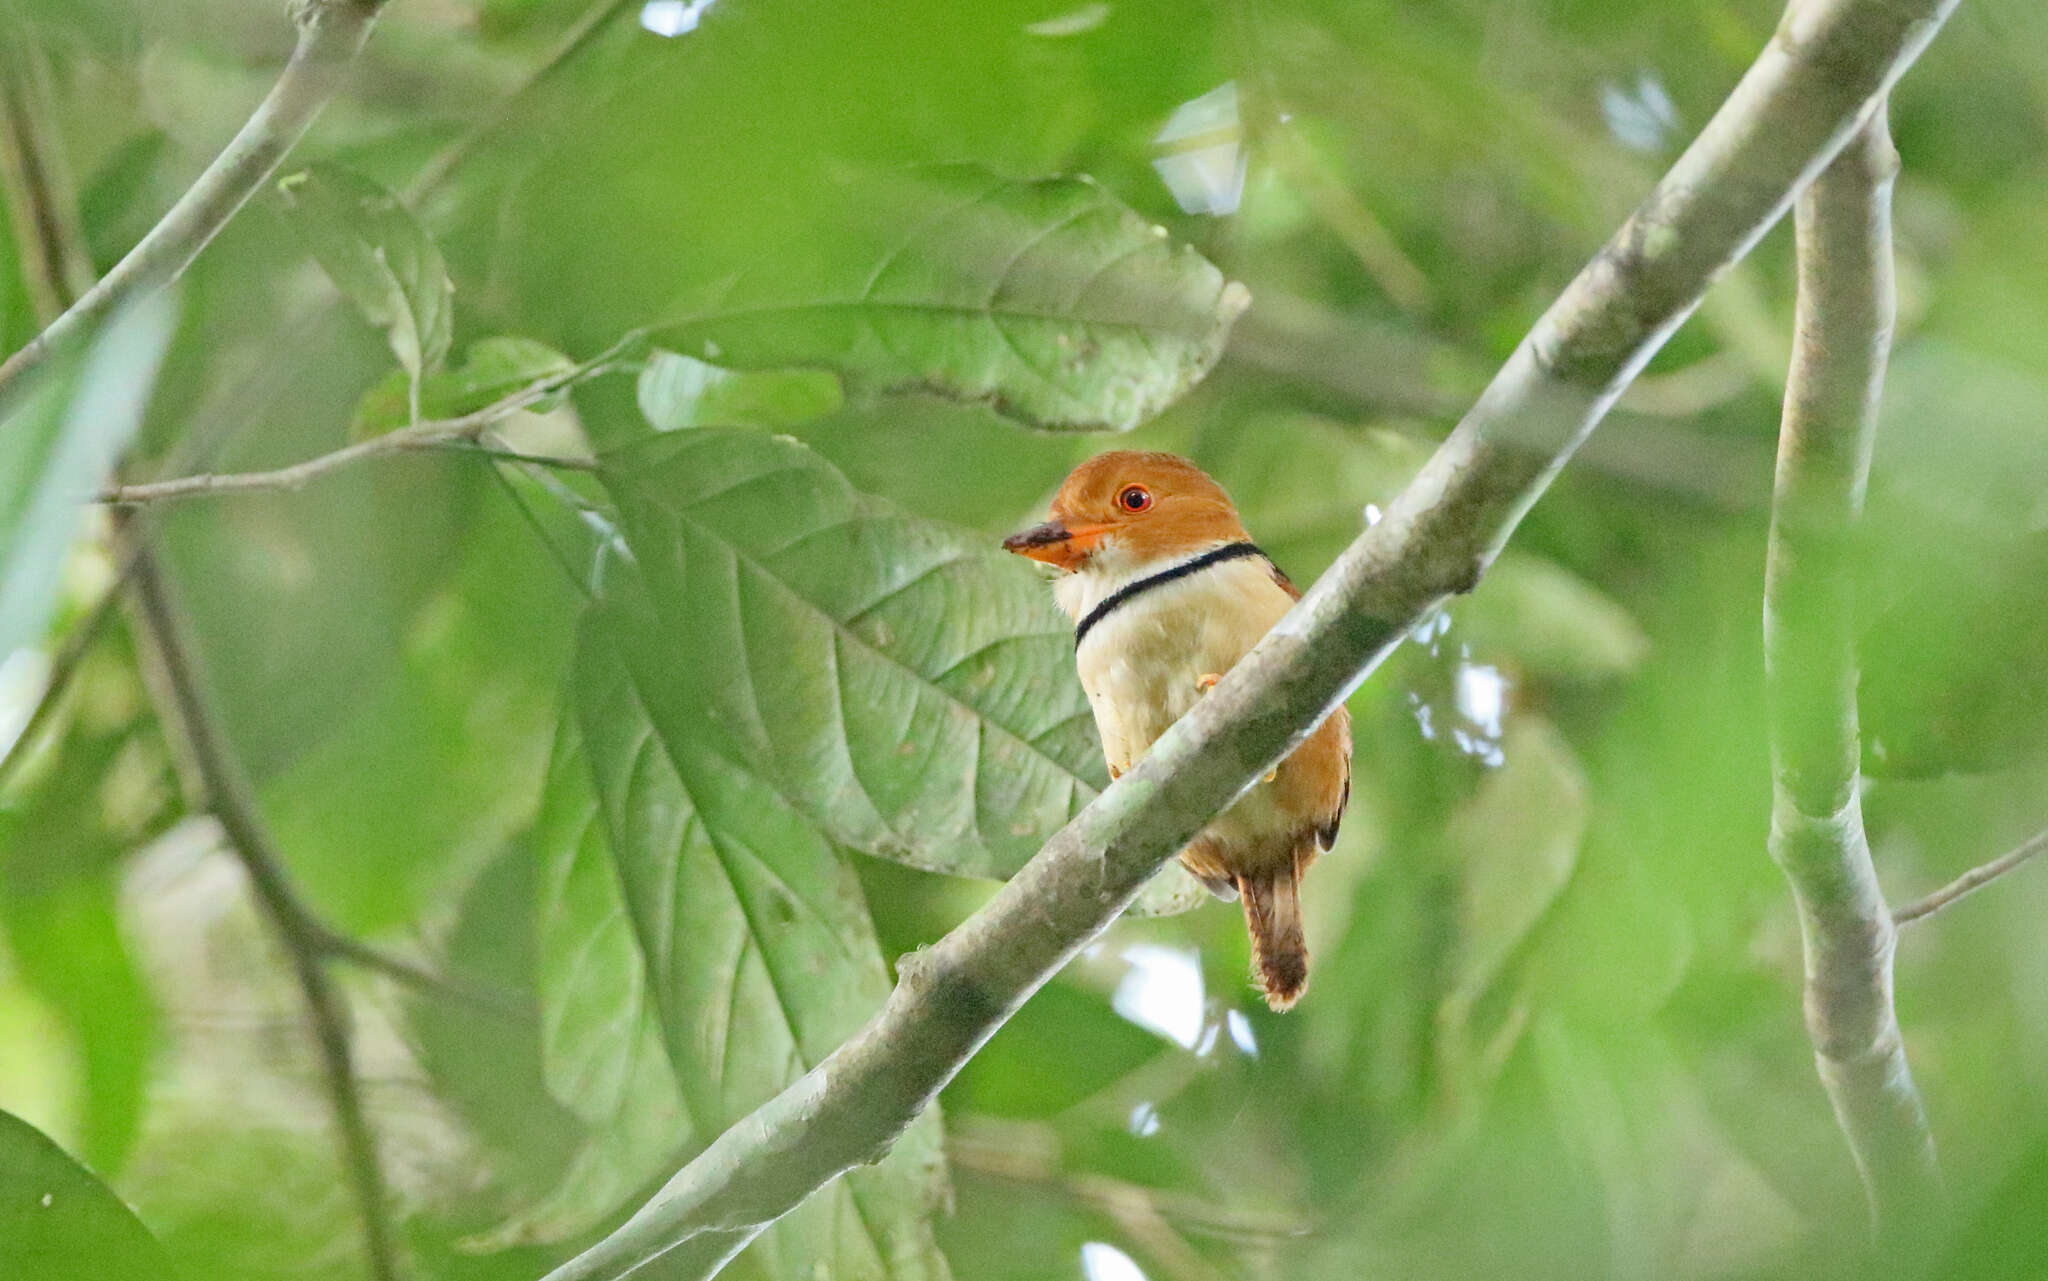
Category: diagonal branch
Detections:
[
  {"x1": 0, "y1": 0, "x2": 391, "y2": 406},
  {"x1": 125, "y1": 539, "x2": 400, "y2": 1281},
  {"x1": 536, "y1": 2, "x2": 1958, "y2": 1278},
  {"x1": 1762, "y1": 101, "x2": 1942, "y2": 1237}
]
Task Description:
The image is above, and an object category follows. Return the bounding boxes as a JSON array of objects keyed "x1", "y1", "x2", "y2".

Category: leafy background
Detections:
[{"x1": 3, "y1": 1, "x2": 2048, "y2": 1280}]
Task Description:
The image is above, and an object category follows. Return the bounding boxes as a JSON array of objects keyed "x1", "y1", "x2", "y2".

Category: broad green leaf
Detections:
[
  {"x1": 351, "y1": 335, "x2": 576, "y2": 439},
  {"x1": 1530, "y1": 1021, "x2": 1802, "y2": 1279},
  {"x1": 575, "y1": 595, "x2": 952, "y2": 1280},
  {"x1": 0, "y1": 293, "x2": 174, "y2": 661},
  {"x1": 254, "y1": 485, "x2": 581, "y2": 934},
  {"x1": 651, "y1": 166, "x2": 1248, "y2": 432},
  {"x1": 636, "y1": 349, "x2": 844, "y2": 432},
  {"x1": 600, "y1": 427, "x2": 1205, "y2": 911},
  {"x1": 0, "y1": 641, "x2": 174, "y2": 1173},
  {"x1": 277, "y1": 164, "x2": 454, "y2": 395},
  {"x1": 1456, "y1": 550, "x2": 1650, "y2": 684},
  {"x1": 408, "y1": 845, "x2": 584, "y2": 1208},
  {"x1": 472, "y1": 713, "x2": 693, "y2": 1248},
  {"x1": 1437, "y1": 716, "x2": 1586, "y2": 1066},
  {"x1": 1859, "y1": 525, "x2": 2048, "y2": 777},
  {"x1": 0, "y1": 1108, "x2": 175, "y2": 1281}
]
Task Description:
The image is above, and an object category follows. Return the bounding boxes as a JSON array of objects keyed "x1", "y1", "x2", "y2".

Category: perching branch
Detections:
[
  {"x1": 537, "y1": 2, "x2": 1958, "y2": 1278},
  {"x1": 125, "y1": 541, "x2": 401, "y2": 1281},
  {"x1": 1762, "y1": 102, "x2": 1942, "y2": 1236},
  {"x1": 0, "y1": 0, "x2": 390, "y2": 405},
  {"x1": 1894, "y1": 826, "x2": 2048, "y2": 926}
]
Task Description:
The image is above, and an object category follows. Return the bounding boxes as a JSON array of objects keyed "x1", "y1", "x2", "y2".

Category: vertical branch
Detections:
[
  {"x1": 0, "y1": 0, "x2": 389, "y2": 403},
  {"x1": 1763, "y1": 102, "x2": 1942, "y2": 1236},
  {"x1": 125, "y1": 540, "x2": 401, "y2": 1281}
]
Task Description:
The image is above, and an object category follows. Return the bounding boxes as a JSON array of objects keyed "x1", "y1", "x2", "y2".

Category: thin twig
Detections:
[
  {"x1": 315, "y1": 928, "x2": 531, "y2": 1020},
  {"x1": 418, "y1": 439, "x2": 600, "y2": 472},
  {"x1": 538, "y1": 2, "x2": 1958, "y2": 1276},
  {"x1": 125, "y1": 539, "x2": 400, "y2": 1281},
  {"x1": 0, "y1": 0, "x2": 392, "y2": 406},
  {"x1": 1762, "y1": 100, "x2": 1941, "y2": 1235},
  {"x1": 946, "y1": 1121, "x2": 1309, "y2": 1245},
  {"x1": 1894, "y1": 827, "x2": 2048, "y2": 926},
  {"x1": 404, "y1": 0, "x2": 640, "y2": 201},
  {"x1": 97, "y1": 341, "x2": 629, "y2": 505}
]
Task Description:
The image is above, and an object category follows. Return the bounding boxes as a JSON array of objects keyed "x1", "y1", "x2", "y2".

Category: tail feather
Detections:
[{"x1": 1237, "y1": 865, "x2": 1308, "y2": 1011}]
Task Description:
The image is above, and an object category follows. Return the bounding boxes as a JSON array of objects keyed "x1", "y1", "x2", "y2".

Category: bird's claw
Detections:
[{"x1": 1195, "y1": 673, "x2": 1220, "y2": 693}]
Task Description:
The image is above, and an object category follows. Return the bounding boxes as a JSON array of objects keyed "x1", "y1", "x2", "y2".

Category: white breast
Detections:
[{"x1": 1056, "y1": 551, "x2": 1294, "y2": 778}]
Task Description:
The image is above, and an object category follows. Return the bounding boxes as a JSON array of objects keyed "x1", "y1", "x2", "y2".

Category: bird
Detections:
[{"x1": 1003, "y1": 450, "x2": 1351, "y2": 1010}]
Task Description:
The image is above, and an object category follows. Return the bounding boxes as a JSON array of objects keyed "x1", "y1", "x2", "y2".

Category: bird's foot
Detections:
[{"x1": 1195, "y1": 673, "x2": 1221, "y2": 693}]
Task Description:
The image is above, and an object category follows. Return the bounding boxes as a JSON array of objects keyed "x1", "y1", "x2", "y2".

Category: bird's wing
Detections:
[
  {"x1": 1259, "y1": 553, "x2": 1349, "y2": 852},
  {"x1": 1316, "y1": 704, "x2": 1351, "y2": 853},
  {"x1": 1266, "y1": 557, "x2": 1301, "y2": 600}
]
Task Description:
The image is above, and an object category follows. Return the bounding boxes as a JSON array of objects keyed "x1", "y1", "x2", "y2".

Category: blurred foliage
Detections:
[{"x1": 1, "y1": 2, "x2": 2046, "y2": 1281}]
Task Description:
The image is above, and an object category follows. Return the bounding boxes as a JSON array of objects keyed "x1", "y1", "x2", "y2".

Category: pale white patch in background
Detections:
[
  {"x1": 1600, "y1": 73, "x2": 1680, "y2": 152},
  {"x1": 1112, "y1": 944, "x2": 1205, "y2": 1049},
  {"x1": 0, "y1": 647, "x2": 50, "y2": 764},
  {"x1": 1127, "y1": 1101, "x2": 1161, "y2": 1136},
  {"x1": 1226, "y1": 1007, "x2": 1259, "y2": 1056},
  {"x1": 1026, "y1": 2, "x2": 1111, "y2": 37},
  {"x1": 1081, "y1": 1241, "x2": 1149, "y2": 1281},
  {"x1": 640, "y1": 0, "x2": 716, "y2": 37},
  {"x1": 1153, "y1": 82, "x2": 1245, "y2": 216},
  {"x1": 1450, "y1": 660, "x2": 1510, "y2": 767},
  {"x1": 1455, "y1": 662, "x2": 1508, "y2": 738}
]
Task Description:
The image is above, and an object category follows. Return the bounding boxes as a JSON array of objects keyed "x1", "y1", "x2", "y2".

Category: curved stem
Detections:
[
  {"x1": 0, "y1": 0, "x2": 389, "y2": 405},
  {"x1": 1764, "y1": 101, "x2": 1943, "y2": 1237},
  {"x1": 538, "y1": 1, "x2": 1959, "y2": 1277}
]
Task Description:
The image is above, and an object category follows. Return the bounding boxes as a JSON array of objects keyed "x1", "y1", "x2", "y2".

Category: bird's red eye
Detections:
[{"x1": 1117, "y1": 485, "x2": 1152, "y2": 513}]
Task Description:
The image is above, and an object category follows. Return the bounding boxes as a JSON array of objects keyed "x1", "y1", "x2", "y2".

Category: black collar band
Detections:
[{"x1": 1073, "y1": 541, "x2": 1267, "y2": 650}]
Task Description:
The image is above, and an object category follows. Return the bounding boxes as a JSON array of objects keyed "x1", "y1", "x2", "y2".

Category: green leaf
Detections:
[
  {"x1": 636, "y1": 349, "x2": 844, "y2": 432},
  {"x1": 0, "y1": 630, "x2": 176, "y2": 1173},
  {"x1": 0, "y1": 1108, "x2": 176, "y2": 1281},
  {"x1": 351, "y1": 335, "x2": 576, "y2": 439},
  {"x1": 408, "y1": 844, "x2": 584, "y2": 1206},
  {"x1": 1437, "y1": 716, "x2": 1586, "y2": 1068},
  {"x1": 1859, "y1": 525, "x2": 2048, "y2": 777},
  {"x1": 573, "y1": 594, "x2": 952, "y2": 1280},
  {"x1": 600, "y1": 427, "x2": 1205, "y2": 911},
  {"x1": 0, "y1": 293, "x2": 174, "y2": 661},
  {"x1": 277, "y1": 164, "x2": 454, "y2": 395},
  {"x1": 472, "y1": 713, "x2": 694, "y2": 1248},
  {"x1": 1456, "y1": 550, "x2": 1650, "y2": 684},
  {"x1": 253, "y1": 485, "x2": 581, "y2": 935},
  {"x1": 651, "y1": 166, "x2": 1248, "y2": 432}
]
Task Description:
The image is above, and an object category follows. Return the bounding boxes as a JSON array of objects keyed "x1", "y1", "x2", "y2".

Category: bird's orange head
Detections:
[{"x1": 1002, "y1": 451, "x2": 1249, "y2": 572}]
